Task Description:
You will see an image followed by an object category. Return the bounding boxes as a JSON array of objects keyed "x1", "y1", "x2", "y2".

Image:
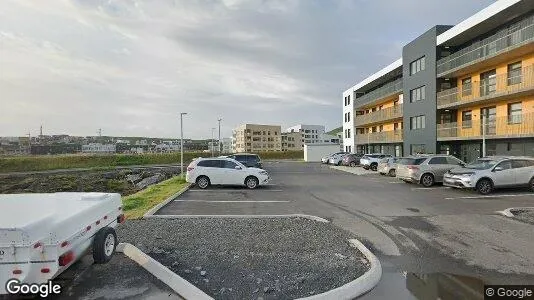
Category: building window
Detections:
[
  {"x1": 507, "y1": 62, "x2": 522, "y2": 85},
  {"x1": 347, "y1": 95, "x2": 350, "y2": 105},
  {"x1": 410, "y1": 86, "x2": 426, "y2": 102},
  {"x1": 347, "y1": 112, "x2": 350, "y2": 122},
  {"x1": 410, "y1": 115, "x2": 426, "y2": 130},
  {"x1": 461, "y1": 78, "x2": 472, "y2": 96},
  {"x1": 508, "y1": 102, "x2": 522, "y2": 124},
  {"x1": 410, "y1": 56, "x2": 426, "y2": 75},
  {"x1": 379, "y1": 125, "x2": 383, "y2": 132},
  {"x1": 461, "y1": 110, "x2": 472, "y2": 128},
  {"x1": 410, "y1": 144, "x2": 426, "y2": 155},
  {"x1": 480, "y1": 69, "x2": 496, "y2": 96},
  {"x1": 347, "y1": 129, "x2": 351, "y2": 138}
]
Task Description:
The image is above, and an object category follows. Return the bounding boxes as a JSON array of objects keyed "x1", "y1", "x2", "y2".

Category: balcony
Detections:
[
  {"x1": 355, "y1": 130, "x2": 403, "y2": 145},
  {"x1": 437, "y1": 112, "x2": 534, "y2": 141},
  {"x1": 354, "y1": 78, "x2": 403, "y2": 108},
  {"x1": 437, "y1": 64, "x2": 534, "y2": 109},
  {"x1": 437, "y1": 21, "x2": 534, "y2": 77},
  {"x1": 354, "y1": 104, "x2": 403, "y2": 127}
]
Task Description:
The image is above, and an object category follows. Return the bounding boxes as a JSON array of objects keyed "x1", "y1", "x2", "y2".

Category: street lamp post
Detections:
[
  {"x1": 482, "y1": 114, "x2": 486, "y2": 157},
  {"x1": 217, "y1": 118, "x2": 222, "y2": 155},
  {"x1": 180, "y1": 112, "x2": 187, "y2": 178},
  {"x1": 211, "y1": 127, "x2": 216, "y2": 157}
]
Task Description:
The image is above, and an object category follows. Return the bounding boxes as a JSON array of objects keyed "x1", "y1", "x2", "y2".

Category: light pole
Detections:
[
  {"x1": 211, "y1": 128, "x2": 216, "y2": 157},
  {"x1": 217, "y1": 118, "x2": 222, "y2": 155},
  {"x1": 482, "y1": 114, "x2": 486, "y2": 157},
  {"x1": 180, "y1": 112, "x2": 187, "y2": 178}
]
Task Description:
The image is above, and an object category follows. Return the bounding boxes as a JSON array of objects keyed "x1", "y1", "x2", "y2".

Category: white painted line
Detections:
[
  {"x1": 173, "y1": 200, "x2": 290, "y2": 203},
  {"x1": 297, "y1": 239, "x2": 382, "y2": 300},
  {"x1": 188, "y1": 189, "x2": 283, "y2": 192},
  {"x1": 411, "y1": 187, "x2": 450, "y2": 190},
  {"x1": 147, "y1": 214, "x2": 330, "y2": 223},
  {"x1": 388, "y1": 181, "x2": 403, "y2": 184},
  {"x1": 117, "y1": 243, "x2": 213, "y2": 300},
  {"x1": 446, "y1": 193, "x2": 534, "y2": 200}
]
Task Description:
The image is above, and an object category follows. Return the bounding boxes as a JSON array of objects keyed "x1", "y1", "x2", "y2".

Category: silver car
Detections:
[
  {"x1": 378, "y1": 157, "x2": 399, "y2": 177},
  {"x1": 360, "y1": 154, "x2": 393, "y2": 171},
  {"x1": 328, "y1": 153, "x2": 349, "y2": 166},
  {"x1": 443, "y1": 156, "x2": 534, "y2": 194},
  {"x1": 396, "y1": 155, "x2": 465, "y2": 187}
]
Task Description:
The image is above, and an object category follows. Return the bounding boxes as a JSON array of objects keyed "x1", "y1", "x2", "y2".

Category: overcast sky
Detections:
[{"x1": 0, "y1": 0, "x2": 495, "y2": 139}]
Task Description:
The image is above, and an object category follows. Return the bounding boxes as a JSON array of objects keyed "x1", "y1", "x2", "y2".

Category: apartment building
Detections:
[
  {"x1": 281, "y1": 131, "x2": 303, "y2": 151},
  {"x1": 343, "y1": 0, "x2": 534, "y2": 162},
  {"x1": 286, "y1": 124, "x2": 327, "y2": 144},
  {"x1": 232, "y1": 124, "x2": 282, "y2": 153}
]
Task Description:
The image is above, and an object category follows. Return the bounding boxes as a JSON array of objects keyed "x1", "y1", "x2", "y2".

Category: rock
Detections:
[
  {"x1": 200, "y1": 270, "x2": 207, "y2": 276},
  {"x1": 184, "y1": 269, "x2": 192, "y2": 274},
  {"x1": 126, "y1": 174, "x2": 142, "y2": 184},
  {"x1": 334, "y1": 253, "x2": 347, "y2": 259},
  {"x1": 135, "y1": 174, "x2": 164, "y2": 189}
]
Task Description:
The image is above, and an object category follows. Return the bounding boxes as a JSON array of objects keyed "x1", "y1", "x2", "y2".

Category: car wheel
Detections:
[
  {"x1": 196, "y1": 176, "x2": 210, "y2": 189},
  {"x1": 245, "y1": 176, "x2": 259, "y2": 189},
  {"x1": 420, "y1": 173, "x2": 434, "y2": 187},
  {"x1": 530, "y1": 177, "x2": 534, "y2": 192},
  {"x1": 476, "y1": 178, "x2": 493, "y2": 195},
  {"x1": 388, "y1": 169, "x2": 396, "y2": 177},
  {"x1": 349, "y1": 162, "x2": 356, "y2": 167},
  {"x1": 93, "y1": 227, "x2": 117, "y2": 264},
  {"x1": 370, "y1": 163, "x2": 378, "y2": 171}
]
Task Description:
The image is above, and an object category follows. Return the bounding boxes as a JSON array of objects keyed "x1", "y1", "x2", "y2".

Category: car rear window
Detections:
[
  {"x1": 399, "y1": 158, "x2": 426, "y2": 165},
  {"x1": 248, "y1": 155, "x2": 260, "y2": 162}
]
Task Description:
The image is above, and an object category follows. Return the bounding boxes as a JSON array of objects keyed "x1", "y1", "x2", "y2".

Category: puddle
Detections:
[{"x1": 360, "y1": 261, "x2": 486, "y2": 300}]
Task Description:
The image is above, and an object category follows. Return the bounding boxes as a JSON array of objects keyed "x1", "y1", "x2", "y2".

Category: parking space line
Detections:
[
  {"x1": 173, "y1": 200, "x2": 290, "y2": 203},
  {"x1": 411, "y1": 187, "x2": 451, "y2": 190},
  {"x1": 445, "y1": 193, "x2": 534, "y2": 200},
  {"x1": 388, "y1": 181, "x2": 403, "y2": 184},
  {"x1": 188, "y1": 189, "x2": 283, "y2": 192}
]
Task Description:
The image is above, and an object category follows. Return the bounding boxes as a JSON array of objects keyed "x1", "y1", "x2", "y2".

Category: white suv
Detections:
[{"x1": 186, "y1": 157, "x2": 270, "y2": 189}]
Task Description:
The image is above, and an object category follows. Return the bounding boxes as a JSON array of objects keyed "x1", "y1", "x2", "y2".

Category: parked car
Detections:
[
  {"x1": 328, "y1": 153, "x2": 350, "y2": 166},
  {"x1": 186, "y1": 157, "x2": 270, "y2": 189},
  {"x1": 342, "y1": 153, "x2": 364, "y2": 167},
  {"x1": 378, "y1": 157, "x2": 400, "y2": 176},
  {"x1": 360, "y1": 154, "x2": 393, "y2": 171},
  {"x1": 322, "y1": 152, "x2": 348, "y2": 164},
  {"x1": 396, "y1": 155, "x2": 465, "y2": 187},
  {"x1": 226, "y1": 153, "x2": 262, "y2": 168},
  {"x1": 443, "y1": 156, "x2": 534, "y2": 194}
]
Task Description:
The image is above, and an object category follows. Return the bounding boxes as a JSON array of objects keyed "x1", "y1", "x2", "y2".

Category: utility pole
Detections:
[
  {"x1": 40, "y1": 125, "x2": 43, "y2": 137},
  {"x1": 367, "y1": 130, "x2": 370, "y2": 154},
  {"x1": 27, "y1": 132, "x2": 31, "y2": 155},
  {"x1": 217, "y1": 118, "x2": 222, "y2": 155},
  {"x1": 482, "y1": 114, "x2": 486, "y2": 157},
  {"x1": 180, "y1": 113, "x2": 187, "y2": 178},
  {"x1": 211, "y1": 128, "x2": 216, "y2": 157}
]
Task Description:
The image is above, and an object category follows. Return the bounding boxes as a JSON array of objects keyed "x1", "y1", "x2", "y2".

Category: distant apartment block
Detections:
[
  {"x1": 221, "y1": 138, "x2": 233, "y2": 153},
  {"x1": 281, "y1": 131, "x2": 303, "y2": 151},
  {"x1": 283, "y1": 124, "x2": 340, "y2": 150},
  {"x1": 81, "y1": 143, "x2": 116, "y2": 153},
  {"x1": 232, "y1": 124, "x2": 282, "y2": 153},
  {"x1": 286, "y1": 124, "x2": 326, "y2": 145},
  {"x1": 343, "y1": 0, "x2": 534, "y2": 161}
]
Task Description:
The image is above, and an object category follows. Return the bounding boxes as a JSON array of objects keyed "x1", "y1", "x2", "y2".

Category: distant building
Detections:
[
  {"x1": 281, "y1": 132, "x2": 303, "y2": 151},
  {"x1": 286, "y1": 124, "x2": 326, "y2": 145},
  {"x1": 233, "y1": 124, "x2": 282, "y2": 153},
  {"x1": 81, "y1": 143, "x2": 116, "y2": 153},
  {"x1": 135, "y1": 140, "x2": 148, "y2": 146},
  {"x1": 115, "y1": 139, "x2": 131, "y2": 145},
  {"x1": 154, "y1": 143, "x2": 181, "y2": 153},
  {"x1": 221, "y1": 138, "x2": 232, "y2": 154}
]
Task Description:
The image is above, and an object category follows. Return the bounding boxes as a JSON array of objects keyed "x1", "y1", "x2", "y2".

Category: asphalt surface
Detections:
[
  {"x1": 55, "y1": 254, "x2": 181, "y2": 300},
  {"x1": 157, "y1": 161, "x2": 534, "y2": 297},
  {"x1": 117, "y1": 218, "x2": 369, "y2": 300}
]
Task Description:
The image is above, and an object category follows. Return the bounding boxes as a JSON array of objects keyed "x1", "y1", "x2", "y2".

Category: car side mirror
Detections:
[
  {"x1": 493, "y1": 166, "x2": 503, "y2": 172},
  {"x1": 235, "y1": 166, "x2": 242, "y2": 170}
]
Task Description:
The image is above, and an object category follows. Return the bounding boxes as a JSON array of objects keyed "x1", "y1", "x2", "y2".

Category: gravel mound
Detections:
[
  {"x1": 117, "y1": 218, "x2": 370, "y2": 300},
  {"x1": 513, "y1": 210, "x2": 534, "y2": 225}
]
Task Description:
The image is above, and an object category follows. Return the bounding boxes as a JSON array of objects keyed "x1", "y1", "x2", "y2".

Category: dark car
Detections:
[
  {"x1": 341, "y1": 153, "x2": 364, "y2": 167},
  {"x1": 227, "y1": 153, "x2": 262, "y2": 168}
]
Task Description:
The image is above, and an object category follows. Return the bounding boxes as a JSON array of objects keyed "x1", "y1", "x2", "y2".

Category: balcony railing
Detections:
[
  {"x1": 437, "y1": 112, "x2": 534, "y2": 140},
  {"x1": 355, "y1": 78, "x2": 403, "y2": 108},
  {"x1": 355, "y1": 130, "x2": 403, "y2": 144},
  {"x1": 354, "y1": 104, "x2": 403, "y2": 126},
  {"x1": 437, "y1": 64, "x2": 534, "y2": 108},
  {"x1": 437, "y1": 20, "x2": 534, "y2": 76}
]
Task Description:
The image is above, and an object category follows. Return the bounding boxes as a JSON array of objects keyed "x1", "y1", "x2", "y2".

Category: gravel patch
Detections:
[
  {"x1": 513, "y1": 210, "x2": 534, "y2": 225},
  {"x1": 117, "y1": 218, "x2": 370, "y2": 300}
]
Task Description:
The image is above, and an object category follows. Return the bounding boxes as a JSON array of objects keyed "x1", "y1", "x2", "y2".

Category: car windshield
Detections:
[
  {"x1": 465, "y1": 159, "x2": 499, "y2": 170},
  {"x1": 399, "y1": 158, "x2": 426, "y2": 165}
]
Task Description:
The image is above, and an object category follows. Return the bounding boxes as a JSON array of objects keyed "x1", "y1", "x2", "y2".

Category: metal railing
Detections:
[
  {"x1": 355, "y1": 78, "x2": 403, "y2": 107},
  {"x1": 437, "y1": 64, "x2": 534, "y2": 107},
  {"x1": 437, "y1": 21, "x2": 534, "y2": 75},
  {"x1": 354, "y1": 104, "x2": 403, "y2": 126},
  {"x1": 355, "y1": 130, "x2": 403, "y2": 144},
  {"x1": 437, "y1": 112, "x2": 534, "y2": 139}
]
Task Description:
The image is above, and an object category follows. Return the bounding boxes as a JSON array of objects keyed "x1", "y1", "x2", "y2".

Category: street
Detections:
[{"x1": 158, "y1": 161, "x2": 534, "y2": 298}]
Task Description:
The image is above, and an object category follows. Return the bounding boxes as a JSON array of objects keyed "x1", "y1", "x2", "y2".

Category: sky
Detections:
[{"x1": 0, "y1": 0, "x2": 496, "y2": 139}]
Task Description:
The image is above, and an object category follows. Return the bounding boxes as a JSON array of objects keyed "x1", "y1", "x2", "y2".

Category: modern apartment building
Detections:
[
  {"x1": 286, "y1": 124, "x2": 326, "y2": 145},
  {"x1": 281, "y1": 131, "x2": 303, "y2": 151},
  {"x1": 232, "y1": 124, "x2": 282, "y2": 153},
  {"x1": 343, "y1": 0, "x2": 534, "y2": 162}
]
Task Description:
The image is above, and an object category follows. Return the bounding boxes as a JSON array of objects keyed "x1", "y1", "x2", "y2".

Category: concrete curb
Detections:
[
  {"x1": 330, "y1": 165, "x2": 376, "y2": 176},
  {"x1": 296, "y1": 239, "x2": 382, "y2": 300},
  {"x1": 116, "y1": 243, "x2": 214, "y2": 300},
  {"x1": 145, "y1": 214, "x2": 330, "y2": 223},
  {"x1": 497, "y1": 207, "x2": 534, "y2": 217},
  {"x1": 143, "y1": 182, "x2": 193, "y2": 218}
]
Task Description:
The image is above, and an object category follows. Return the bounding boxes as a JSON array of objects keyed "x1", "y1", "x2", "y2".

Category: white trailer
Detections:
[
  {"x1": 0, "y1": 193, "x2": 124, "y2": 295},
  {"x1": 304, "y1": 144, "x2": 342, "y2": 162}
]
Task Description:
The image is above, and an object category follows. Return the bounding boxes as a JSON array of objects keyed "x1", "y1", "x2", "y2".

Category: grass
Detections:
[
  {"x1": 0, "y1": 151, "x2": 304, "y2": 173},
  {"x1": 122, "y1": 176, "x2": 188, "y2": 219}
]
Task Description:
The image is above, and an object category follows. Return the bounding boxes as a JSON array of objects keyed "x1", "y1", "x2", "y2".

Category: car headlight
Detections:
[
  {"x1": 457, "y1": 173, "x2": 474, "y2": 180},
  {"x1": 259, "y1": 171, "x2": 268, "y2": 175}
]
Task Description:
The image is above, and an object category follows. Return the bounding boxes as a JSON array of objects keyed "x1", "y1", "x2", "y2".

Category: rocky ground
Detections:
[
  {"x1": 117, "y1": 218, "x2": 370, "y2": 300},
  {"x1": 513, "y1": 209, "x2": 534, "y2": 225},
  {"x1": 0, "y1": 166, "x2": 181, "y2": 196}
]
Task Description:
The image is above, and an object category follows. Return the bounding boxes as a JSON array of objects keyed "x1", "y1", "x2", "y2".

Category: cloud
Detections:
[{"x1": 0, "y1": 0, "x2": 495, "y2": 138}]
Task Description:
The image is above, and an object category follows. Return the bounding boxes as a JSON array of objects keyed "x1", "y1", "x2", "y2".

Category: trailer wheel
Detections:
[{"x1": 93, "y1": 227, "x2": 117, "y2": 264}]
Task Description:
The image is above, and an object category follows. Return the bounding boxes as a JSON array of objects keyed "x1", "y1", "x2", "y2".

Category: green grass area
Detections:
[
  {"x1": 122, "y1": 176, "x2": 188, "y2": 219},
  {"x1": 0, "y1": 151, "x2": 304, "y2": 173},
  {"x1": 326, "y1": 126, "x2": 342, "y2": 136}
]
